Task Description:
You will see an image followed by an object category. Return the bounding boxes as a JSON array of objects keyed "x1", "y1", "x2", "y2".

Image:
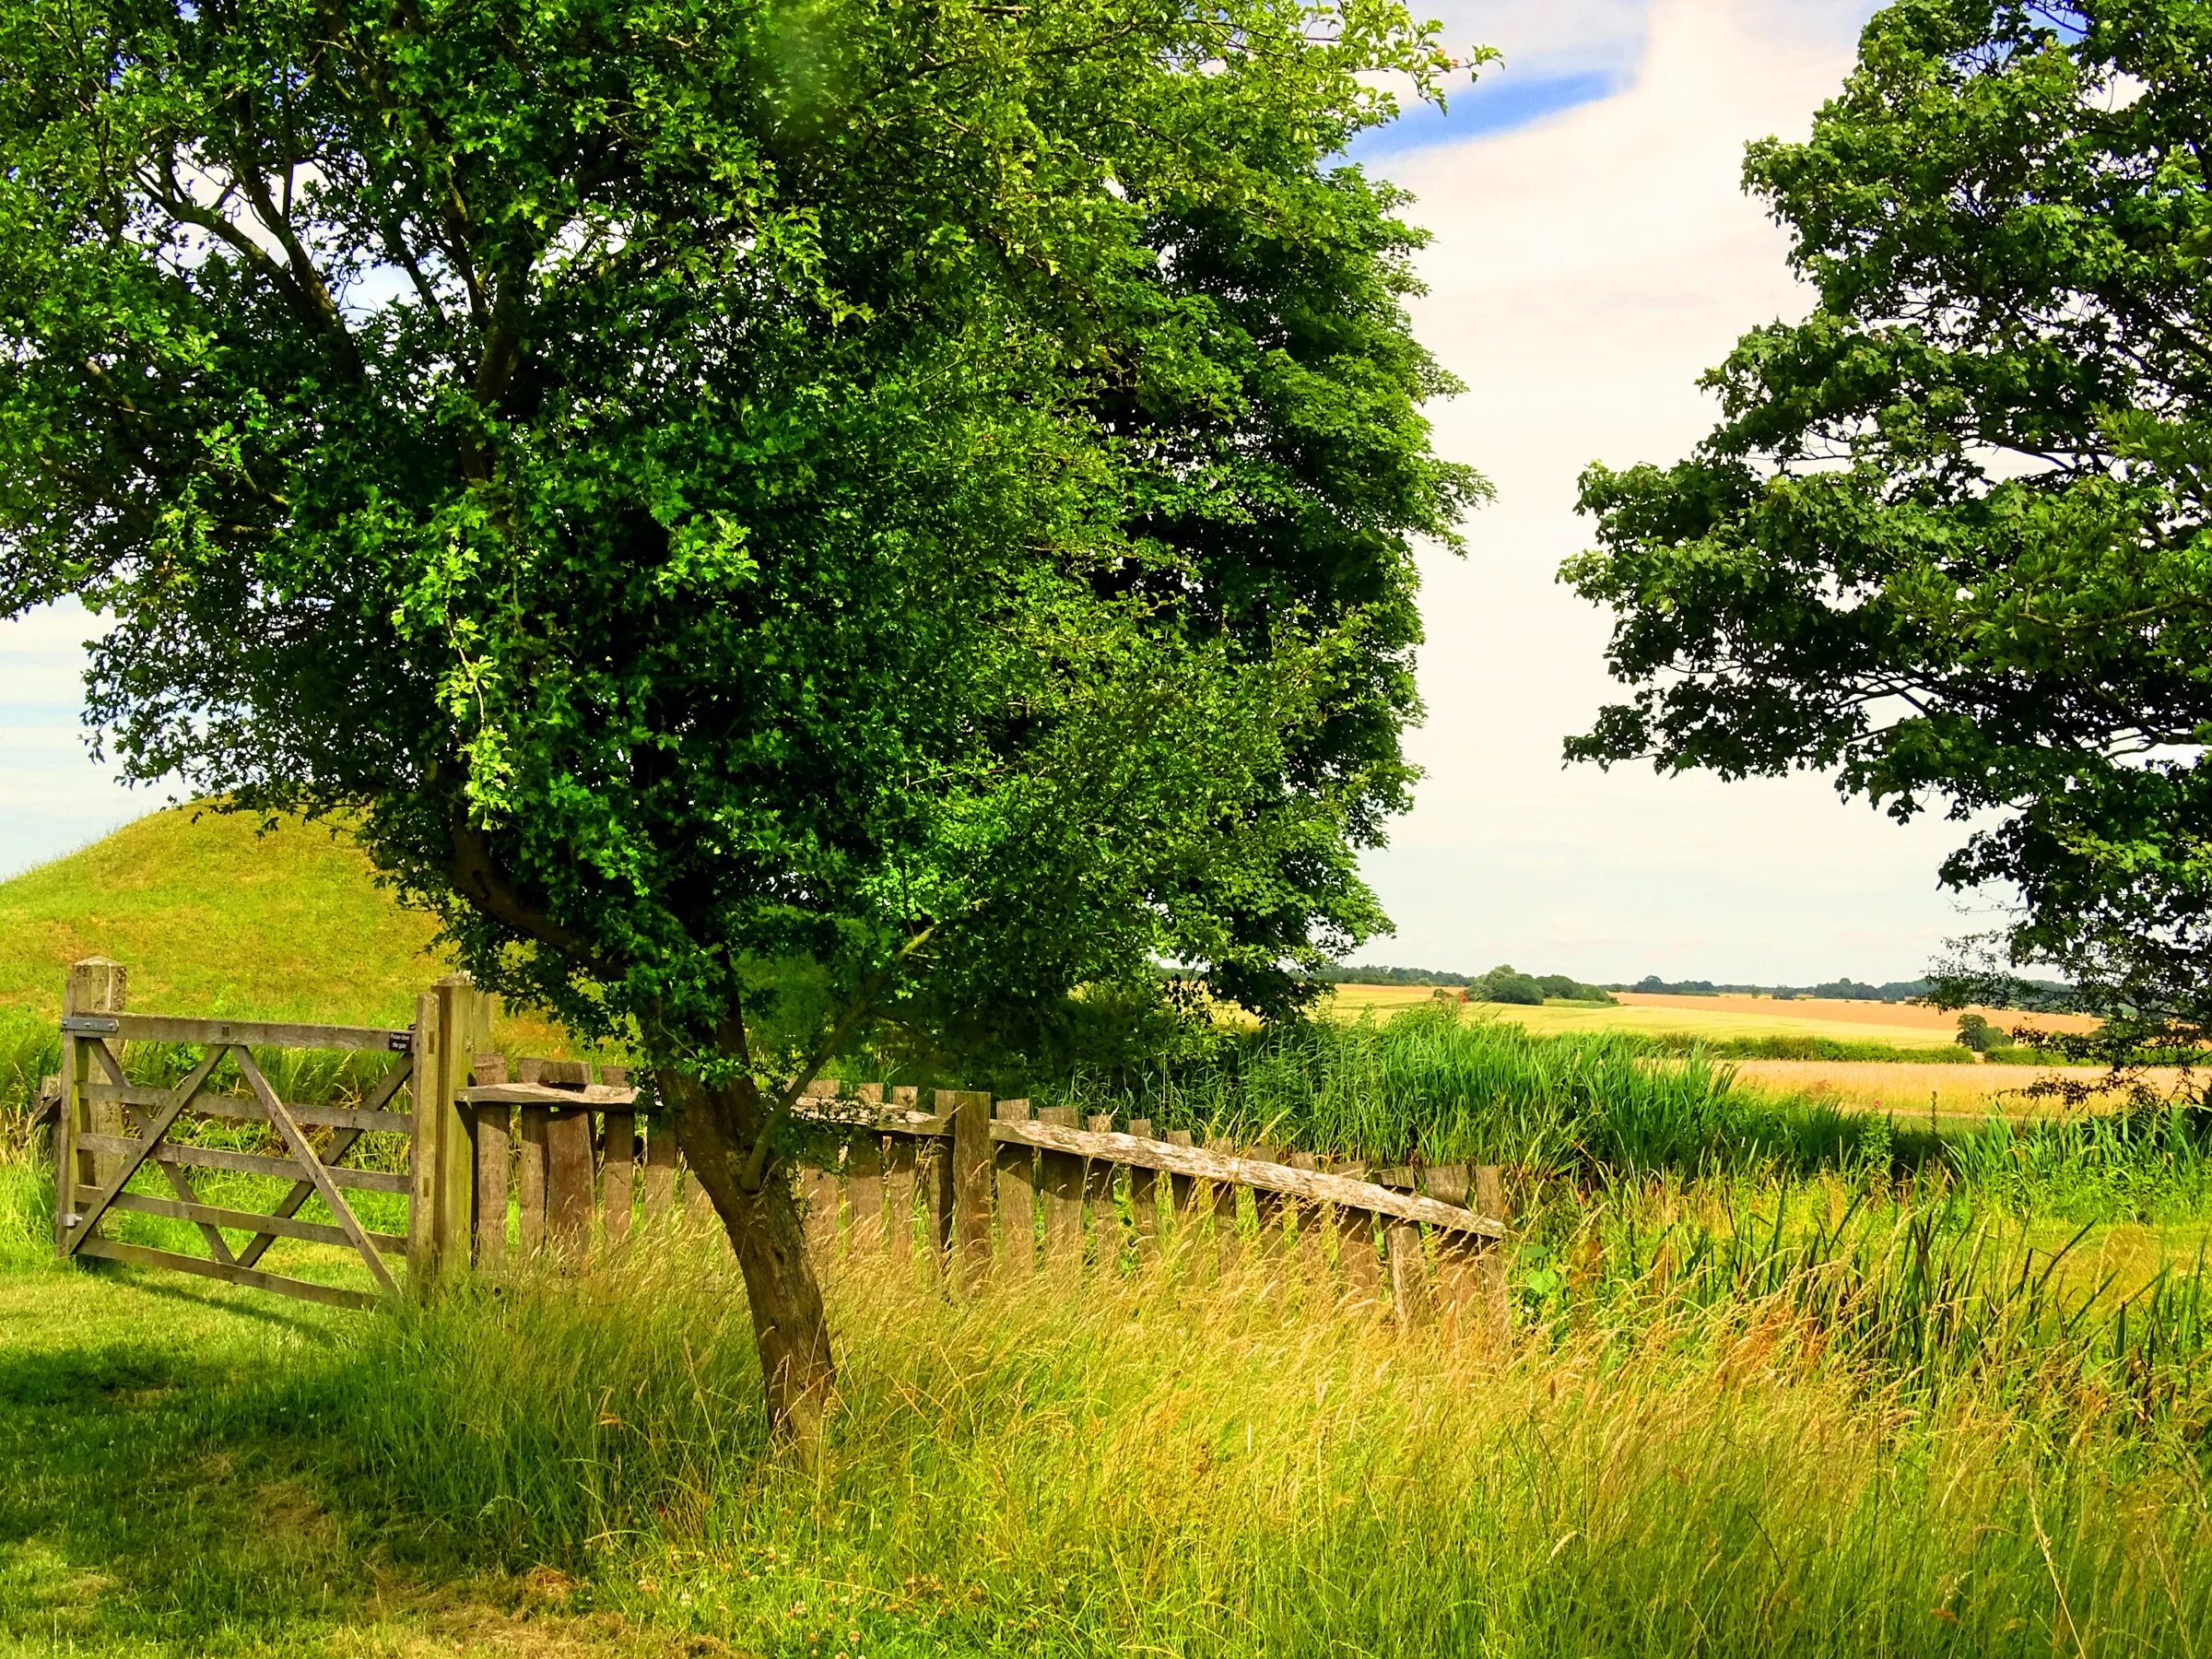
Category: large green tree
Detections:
[
  {"x1": 0, "y1": 0, "x2": 1480, "y2": 1427},
  {"x1": 1565, "y1": 0, "x2": 2212, "y2": 1054}
]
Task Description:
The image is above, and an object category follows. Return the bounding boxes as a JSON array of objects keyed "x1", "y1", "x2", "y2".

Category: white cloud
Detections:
[{"x1": 1346, "y1": 0, "x2": 1992, "y2": 982}]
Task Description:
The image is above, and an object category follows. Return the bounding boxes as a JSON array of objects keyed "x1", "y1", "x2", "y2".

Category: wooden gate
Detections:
[{"x1": 48, "y1": 959, "x2": 485, "y2": 1310}]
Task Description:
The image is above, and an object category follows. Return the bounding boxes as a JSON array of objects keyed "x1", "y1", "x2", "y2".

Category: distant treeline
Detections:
[
  {"x1": 1313, "y1": 964, "x2": 1617, "y2": 1006},
  {"x1": 1616, "y1": 974, "x2": 2076, "y2": 1009},
  {"x1": 1317, "y1": 966, "x2": 2076, "y2": 1013}
]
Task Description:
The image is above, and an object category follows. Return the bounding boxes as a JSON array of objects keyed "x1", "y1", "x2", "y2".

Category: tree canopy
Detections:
[
  {"x1": 0, "y1": 0, "x2": 1481, "y2": 1422},
  {"x1": 1563, "y1": 0, "x2": 2212, "y2": 1043}
]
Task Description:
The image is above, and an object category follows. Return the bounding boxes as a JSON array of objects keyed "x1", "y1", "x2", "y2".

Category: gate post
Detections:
[
  {"x1": 408, "y1": 974, "x2": 494, "y2": 1288},
  {"x1": 55, "y1": 958, "x2": 127, "y2": 1252}
]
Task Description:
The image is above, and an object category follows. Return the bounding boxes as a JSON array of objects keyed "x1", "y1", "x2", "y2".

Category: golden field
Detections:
[
  {"x1": 1321, "y1": 983, "x2": 2096, "y2": 1051},
  {"x1": 1728, "y1": 1059, "x2": 2190, "y2": 1121}
]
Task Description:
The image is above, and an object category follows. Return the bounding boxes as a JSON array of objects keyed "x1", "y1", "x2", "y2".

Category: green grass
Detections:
[
  {"x1": 0, "y1": 805, "x2": 446, "y2": 1026},
  {"x1": 10, "y1": 814, "x2": 2212, "y2": 1653},
  {"x1": 9, "y1": 1146, "x2": 2212, "y2": 1658}
]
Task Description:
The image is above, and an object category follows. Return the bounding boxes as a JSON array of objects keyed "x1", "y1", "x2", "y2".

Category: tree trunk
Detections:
[{"x1": 667, "y1": 1068, "x2": 835, "y2": 1446}]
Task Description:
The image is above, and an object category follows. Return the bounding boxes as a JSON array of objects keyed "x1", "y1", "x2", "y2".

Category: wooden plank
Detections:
[
  {"x1": 475, "y1": 1102, "x2": 511, "y2": 1267},
  {"x1": 76, "y1": 1185, "x2": 407, "y2": 1254},
  {"x1": 994, "y1": 1100, "x2": 1037, "y2": 1275},
  {"x1": 1338, "y1": 1206, "x2": 1382, "y2": 1305},
  {"x1": 407, "y1": 987, "x2": 444, "y2": 1282},
  {"x1": 1323, "y1": 1156, "x2": 1378, "y2": 1304},
  {"x1": 457, "y1": 1082, "x2": 641, "y2": 1107},
  {"x1": 1034, "y1": 1107, "x2": 1083, "y2": 1269},
  {"x1": 1475, "y1": 1165, "x2": 1511, "y2": 1345},
  {"x1": 74, "y1": 1133, "x2": 408, "y2": 1194},
  {"x1": 884, "y1": 1135, "x2": 917, "y2": 1266},
  {"x1": 109, "y1": 1093, "x2": 238, "y2": 1268},
  {"x1": 520, "y1": 1056, "x2": 591, "y2": 1088},
  {"x1": 643, "y1": 1119, "x2": 677, "y2": 1216},
  {"x1": 1207, "y1": 1135, "x2": 1243, "y2": 1273},
  {"x1": 1083, "y1": 1113, "x2": 1118, "y2": 1271},
  {"x1": 516, "y1": 1105, "x2": 550, "y2": 1255},
  {"x1": 63, "y1": 1046, "x2": 230, "y2": 1255},
  {"x1": 1164, "y1": 1129, "x2": 1195, "y2": 1233},
  {"x1": 60, "y1": 959, "x2": 127, "y2": 1224},
  {"x1": 1389, "y1": 1220, "x2": 1431, "y2": 1328},
  {"x1": 421, "y1": 977, "x2": 492, "y2": 1283},
  {"x1": 1424, "y1": 1162, "x2": 1472, "y2": 1208},
  {"x1": 949, "y1": 1091, "x2": 994, "y2": 1287},
  {"x1": 62, "y1": 959, "x2": 126, "y2": 1212},
  {"x1": 92, "y1": 1043, "x2": 240, "y2": 1267},
  {"x1": 1248, "y1": 1143, "x2": 1288, "y2": 1255},
  {"x1": 88, "y1": 1013, "x2": 411, "y2": 1053},
  {"x1": 1126, "y1": 1119, "x2": 1159, "y2": 1262},
  {"x1": 986, "y1": 1120, "x2": 1503, "y2": 1238},
  {"x1": 236, "y1": 1047, "x2": 401, "y2": 1298},
  {"x1": 81, "y1": 1083, "x2": 413, "y2": 1136},
  {"x1": 76, "y1": 1234, "x2": 379, "y2": 1311},
  {"x1": 925, "y1": 1129, "x2": 954, "y2": 1274},
  {"x1": 238, "y1": 1125, "x2": 366, "y2": 1267},
  {"x1": 1287, "y1": 1152, "x2": 1325, "y2": 1283},
  {"x1": 544, "y1": 1105, "x2": 594, "y2": 1264},
  {"x1": 846, "y1": 1135, "x2": 884, "y2": 1253},
  {"x1": 603, "y1": 1111, "x2": 636, "y2": 1243}
]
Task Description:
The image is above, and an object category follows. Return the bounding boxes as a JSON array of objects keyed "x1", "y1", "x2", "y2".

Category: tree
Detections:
[
  {"x1": 1955, "y1": 1012, "x2": 1994, "y2": 1053},
  {"x1": 0, "y1": 0, "x2": 1484, "y2": 1432},
  {"x1": 1562, "y1": 0, "x2": 2212, "y2": 1059},
  {"x1": 1476, "y1": 964, "x2": 1544, "y2": 1006}
]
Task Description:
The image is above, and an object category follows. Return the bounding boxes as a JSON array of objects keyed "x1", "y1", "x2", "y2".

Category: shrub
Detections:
[{"x1": 1476, "y1": 965, "x2": 1546, "y2": 1006}]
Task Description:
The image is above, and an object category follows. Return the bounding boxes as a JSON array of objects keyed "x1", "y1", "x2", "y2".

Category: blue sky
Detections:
[{"x1": 5, "y1": 0, "x2": 1992, "y2": 985}]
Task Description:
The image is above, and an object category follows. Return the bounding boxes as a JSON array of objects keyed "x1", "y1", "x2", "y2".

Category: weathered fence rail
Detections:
[
  {"x1": 48, "y1": 961, "x2": 1512, "y2": 1330},
  {"x1": 448, "y1": 1055, "x2": 1511, "y2": 1330}
]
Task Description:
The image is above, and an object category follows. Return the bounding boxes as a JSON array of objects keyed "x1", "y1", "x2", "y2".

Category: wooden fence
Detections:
[
  {"x1": 450, "y1": 1058, "x2": 1511, "y2": 1331},
  {"x1": 47, "y1": 963, "x2": 1512, "y2": 1328}
]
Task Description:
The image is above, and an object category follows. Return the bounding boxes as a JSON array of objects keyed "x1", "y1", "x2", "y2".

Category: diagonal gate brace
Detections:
[
  {"x1": 63, "y1": 1046, "x2": 228, "y2": 1256},
  {"x1": 235, "y1": 1048, "x2": 400, "y2": 1298}
]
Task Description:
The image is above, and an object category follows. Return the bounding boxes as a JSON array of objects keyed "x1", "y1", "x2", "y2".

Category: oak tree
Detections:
[
  {"x1": 0, "y1": 0, "x2": 1482, "y2": 1429},
  {"x1": 1566, "y1": 0, "x2": 2212, "y2": 1064}
]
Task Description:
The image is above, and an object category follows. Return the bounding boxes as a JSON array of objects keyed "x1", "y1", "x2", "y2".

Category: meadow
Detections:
[{"x1": 8, "y1": 811, "x2": 2212, "y2": 1654}]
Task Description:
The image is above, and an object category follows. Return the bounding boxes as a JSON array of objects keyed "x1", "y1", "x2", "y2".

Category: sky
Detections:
[{"x1": 0, "y1": 0, "x2": 2010, "y2": 985}]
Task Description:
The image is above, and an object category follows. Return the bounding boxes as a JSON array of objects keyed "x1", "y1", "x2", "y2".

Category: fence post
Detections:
[
  {"x1": 1389, "y1": 1220, "x2": 1432, "y2": 1329},
  {"x1": 1127, "y1": 1120, "x2": 1159, "y2": 1265},
  {"x1": 1476, "y1": 1164, "x2": 1511, "y2": 1346},
  {"x1": 408, "y1": 973, "x2": 492, "y2": 1288},
  {"x1": 1036, "y1": 1107, "x2": 1082, "y2": 1271},
  {"x1": 947, "y1": 1090, "x2": 994, "y2": 1288},
  {"x1": 56, "y1": 958, "x2": 126, "y2": 1251},
  {"x1": 994, "y1": 1100, "x2": 1037, "y2": 1276}
]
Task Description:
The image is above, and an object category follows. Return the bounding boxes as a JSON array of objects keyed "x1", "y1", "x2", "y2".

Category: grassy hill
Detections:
[{"x1": 0, "y1": 806, "x2": 448, "y2": 1026}]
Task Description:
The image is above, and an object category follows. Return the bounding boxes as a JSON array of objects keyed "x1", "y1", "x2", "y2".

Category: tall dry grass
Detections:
[{"x1": 253, "y1": 1214, "x2": 2212, "y2": 1657}]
